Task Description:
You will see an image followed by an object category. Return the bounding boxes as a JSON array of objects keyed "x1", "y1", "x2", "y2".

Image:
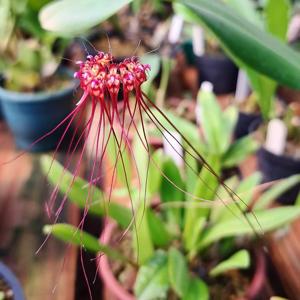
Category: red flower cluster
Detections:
[{"x1": 74, "y1": 52, "x2": 150, "y2": 101}]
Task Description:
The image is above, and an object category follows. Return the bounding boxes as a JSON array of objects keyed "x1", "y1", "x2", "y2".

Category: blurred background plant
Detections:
[{"x1": 0, "y1": 0, "x2": 71, "y2": 92}]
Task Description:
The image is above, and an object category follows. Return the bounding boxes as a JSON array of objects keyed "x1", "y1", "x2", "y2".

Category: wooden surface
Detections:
[{"x1": 0, "y1": 122, "x2": 79, "y2": 300}]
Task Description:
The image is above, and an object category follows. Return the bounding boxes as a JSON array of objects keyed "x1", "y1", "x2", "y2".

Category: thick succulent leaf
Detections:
[
  {"x1": 182, "y1": 277, "x2": 209, "y2": 300},
  {"x1": 198, "y1": 88, "x2": 231, "y2": 155},
  {"x1": 140, "y1": 54, "x2": 161, "y2": 95},
  {"x1": 222, "y1": 135, "x2": 258, "y2": 168},
  {"x1": 198, "y1": 206, "x2": 300, "y2": 249},
  {"x1": 160, "y1": 156, "x2": 184, "y2": 229},
  {"x1": 215, "y1": 172, "x2": 262, "y2": 222},
  {"x1": 265, "y1": 0, "x2": 290, "y2": 42},
  {"x1": 160, "y1": 157, "x2": 184, "y2": 203},
  {"x1": 168, "y1": 248, "x2": 189, "y2": 297},
  {"x1": 132, "y1": 122, "x2": 150, "y2": 199},
  {"x1": 134, "y1": 250, "x2": 169, "y2": 300},
  {"x1": 175, "y1": 0, "x2": 300, "y2": 90},
  {"x1": 183, "y1": 155, "x2": 221, "y2": 251},
  {"x1": 147, "y1": 149, "x2": 164, "y2": 197},
  {"x1": 209, "y1": 249, "x2": 250, "y2": 277},
  {"x1": 44, "y1": 223, "x2": 128, "y2": 262},
  {"x1": 39, "y1": 0, "x2": 132, "y2": 36},
  {"x1": 147, "y1": 210, "x2": 172, "y2": 247},
  {"x1": 254, "y1": 174, "x2": 300, "y2": 210},
  {"x1": 107, "y1": 129, "x2": 132, "y2": 189},
  {"x1": 210, "y1": 176, "x2": 239, "y2": 223},
  {"x1": 133, "y1": 207, "x2": 154, "y2": 265}
]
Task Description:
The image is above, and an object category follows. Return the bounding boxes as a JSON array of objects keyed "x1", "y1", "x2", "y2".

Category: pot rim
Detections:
[
  {"x1": 98, "y1": 221, "x2": 135, "y2": 300},
  {"x1": 0, "y1": 68, "x2": 78, "y2": 103},
  {"x1": 259, "y1": 146, "x2": 300, "y2": 165},
  {"x1": 0, "y1": 82, "x2": 77, "y2": 103},
  {"x1": 0, "y1": 262, "x2": 25, "y2": 300}
]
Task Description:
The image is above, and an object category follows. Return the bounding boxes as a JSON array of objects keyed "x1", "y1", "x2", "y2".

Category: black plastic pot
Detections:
[
  {"x1": 0, "y1": 262, "x2": 25, "y2": 300},
  {"x1": 257, "y1": 147, "x2": 300, "y2": 205},
  {"x1": 0, "y1": 71, "x2": 78, "y2": 152},
  {"x1": 234, "y1": 112, "x2": 262, "y2": 140},
  {"x1": 196, "y1": 54, "x2": 238, "y2": 95}
]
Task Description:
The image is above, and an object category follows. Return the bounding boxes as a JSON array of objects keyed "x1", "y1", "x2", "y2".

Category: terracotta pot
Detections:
[
  {"x1": 98, "y1": 223, "x2": 270, "y2": 300},
  {"x1": 98, "y1": 221, "x2": 135, "y2": 300},
  {"x1": 246, "y1": 248, "x2": 268, "y2": 300}
]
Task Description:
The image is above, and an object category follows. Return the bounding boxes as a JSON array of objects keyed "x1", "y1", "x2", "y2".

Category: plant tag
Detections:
[
  {"x1": 235, "y1": 70, "x2": 250, "y2": 102},
  {"x1": 163, "y1": 131, "x2": 183, "y2": 167},
  {"x1": 196, "y1": 105, "x2": 202, "y2": 126},
  {"x1": 192, "y1": 25, "x2": 205, "y2": 56},
  {"x1": 265, "y1": 119, "x2": 287, "y2": 155},
  {"x1": 168, "y1": 15, "x2": 184, "y2": 44},
  {"x1": 288, "y1": 14, "x2": 300, "y2": 42},
  {"x1": 196, "y1": 81, "x2": 213, "y2": 125}
]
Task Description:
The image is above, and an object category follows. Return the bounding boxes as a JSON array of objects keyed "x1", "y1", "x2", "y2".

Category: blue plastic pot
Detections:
[
  {"x1": 0, "y1": 262, "x2": 25, "y2": 300},
  {"x1": 0, "y1": 77, "x2": 77, "y2": 152}
]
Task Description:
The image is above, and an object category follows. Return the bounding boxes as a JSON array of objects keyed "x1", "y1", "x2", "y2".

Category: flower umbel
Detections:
[{"x1": 74, "y1": 53, "x2": 150, "y2": 105}]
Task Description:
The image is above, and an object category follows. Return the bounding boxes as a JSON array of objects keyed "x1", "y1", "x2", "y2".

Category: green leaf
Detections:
[
  {"x1": 209, "y1": 249, "x2": 250, "y2": 277},
  {"x1": 168, "y1": 248, "x2": 189, "y2": 297},
  {"x1": 132, "y1": 122, "x2": 151, "y2": 203},
  {"x1": 296, "y1": 192, "x2": 300, "y2": 207},
  {"x1": 216, "y1": 172, "x2": 262, "y2": 222},
  {"x1": 198, "y1": 87, "x2": 232, "y2": 155},
  {"x1": 140, "y1": 54, "x2": 160, "y2": 95},
  {"x1": 210, "y1": 176, "x2": 239, "y2": 223},
  {"x1": 40, "y1": 156, "x2": 132, "y2": 228},
  {"x1": 160, "y1": 157, "x2": 184, "y2": 202},
  {"x1": 255, "y1": 75, "x2": 276, "y2": 120},
  {"x1": 185, "y1": 145, "x2": 199, "y2": 194},
  {"x1": 254, "y1": 174, "x2": 300, "y2": 210},
  {"x1": 224, "y1": 0, "x2": 263, "y2": 28},
  {"x1": 147, "y1": 210, "x2": 172, "y2": 247},
  {"x1": 265, "y1": 0, "x2": 290, "y2": 42},
  {"x1": 223, "y1": 106, "x2": 238, "y2": 143},
  {"x1": 107, "y1": 130, "x2": 132, "y2": 189},
  {"x1": 0, "y1": 291, "x2": 5, "y2": 300},
  {"x1": 133, "y1": 208, "x2": 154, "y2": 265},
  {"x1": 44, "y1": 223, "x2": 128, "y2": 262},
  {"x1": 147, "y1": 149, "x2": 164, "y2": 197},
  {"x1": 184, "y1": 217, "x2": 206, "y2": 254},
  {"x1": 175, "y1": 0, "x2": 300, "y2": 90},
  {"x1": 134, "y1": 250, "x2": 169, "y2": 300},
  {"x1": 160, "y1": 156, "x2": 184, "y2": 229},
  {"x1": 222, "y1": 135, "x2": 258, "y2": 168},
  {"x1": 149, "y1": 109, "x2": 205, "y2": 155},
  {"x1": 183, "y1": 154, "x2": 221, "y2": 251},
  {"x1": 39, "y1": 0, "x2": 132, "y2": 36},
  {"x1": 198, "y1": 206, "x2": 300, "y2": 249},
  {"x1": 182, "y1": 277, "x2": 209, "y2": 300}
]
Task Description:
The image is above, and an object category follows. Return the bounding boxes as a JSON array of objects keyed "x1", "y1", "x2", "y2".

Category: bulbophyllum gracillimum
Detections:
[
  {"x1": 53, "y1": 52, "x2": 261, "y2": 236},
  {"x1": 4, "y1": 51, "x2": 262, "y2": 245}
]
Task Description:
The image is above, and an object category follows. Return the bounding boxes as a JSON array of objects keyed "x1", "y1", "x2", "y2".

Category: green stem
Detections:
[{"x1": 156, "y1": 57, "x2": 171, "y2": 108}]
